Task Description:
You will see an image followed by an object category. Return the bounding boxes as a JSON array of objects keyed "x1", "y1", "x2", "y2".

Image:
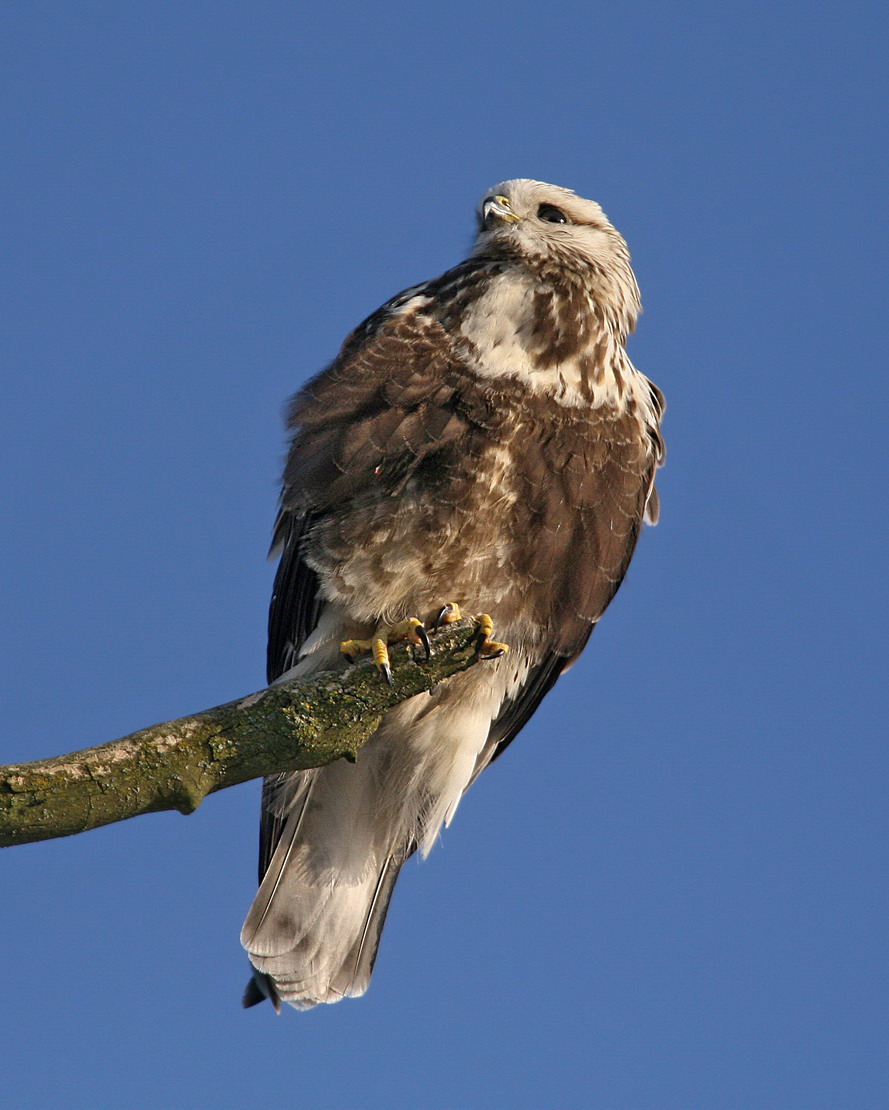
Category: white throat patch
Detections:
[{"x1": 456, "y1": 269, "x2": 626, "y2": 409}]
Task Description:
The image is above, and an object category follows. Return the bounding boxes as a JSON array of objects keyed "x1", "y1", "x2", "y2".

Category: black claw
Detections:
[
  {"x1": 380, "y1": 662, "x2": 394, "y2": 686},
  {"x1": 416, "y1": 623, "x2": 432, "y2": 660},
  {"x1": 434, "y1": 604, "x2": 455, "y2": 630},
  {"x1": 479, "y1": 648, "x2": 505, "y2": 661}
]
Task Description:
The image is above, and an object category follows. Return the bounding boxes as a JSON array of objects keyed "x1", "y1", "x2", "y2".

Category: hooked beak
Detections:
[{"x1": 481, "y1": 194, "x2": 522, "y2": 228}]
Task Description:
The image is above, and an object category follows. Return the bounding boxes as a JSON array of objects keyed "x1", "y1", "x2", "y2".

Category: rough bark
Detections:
[{"x1": 0, "y1": 619, "x2": 482, "y2": 848}]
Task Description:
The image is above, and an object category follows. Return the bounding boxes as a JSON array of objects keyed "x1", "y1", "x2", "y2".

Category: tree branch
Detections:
[{"x1": 0, "y1": 619, "x2": 482, "y2": 848}]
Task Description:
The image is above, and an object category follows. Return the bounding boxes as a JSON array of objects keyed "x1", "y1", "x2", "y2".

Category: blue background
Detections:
[{"x1": 2, "y1": 3, "x2": 886, "y2": 1107}]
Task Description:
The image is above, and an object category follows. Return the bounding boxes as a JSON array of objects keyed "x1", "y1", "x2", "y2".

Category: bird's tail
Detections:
[{"x1": 240, "y1": 749, "x2": 411, "y2": 1010}]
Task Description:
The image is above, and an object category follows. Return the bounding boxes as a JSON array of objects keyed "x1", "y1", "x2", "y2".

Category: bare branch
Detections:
[{"x1": 0, "y1": 619, "x2": 482, "y2": 848}]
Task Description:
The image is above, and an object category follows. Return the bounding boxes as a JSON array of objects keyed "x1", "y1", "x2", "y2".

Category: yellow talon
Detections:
[{"x1": 474, "y1": 613, "x2": 510, "y2": 659}]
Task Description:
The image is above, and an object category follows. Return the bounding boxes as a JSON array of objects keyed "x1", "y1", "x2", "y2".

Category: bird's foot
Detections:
[
  {"x1": 435, "y1": 603, "x2": 509, "y2": 659},
  {"x1": 340, "y1": 618, "x2": 431, "y2": 686},
  {"x1": 473, "y1": 612, "x2": 510, "y2": 660}
]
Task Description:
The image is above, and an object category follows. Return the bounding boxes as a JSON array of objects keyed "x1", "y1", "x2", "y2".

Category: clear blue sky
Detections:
[{"x1": 2, "y1": 3, "x2": 886, "y2": 1108}]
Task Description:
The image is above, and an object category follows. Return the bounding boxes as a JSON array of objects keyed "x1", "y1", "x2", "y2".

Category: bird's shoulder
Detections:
[
  {"x1": 278, "y1": 262, "x2": 514, "y2": 498},
  {"x1": 336, "y1": 258, "x2": 504, "y2": 359}
]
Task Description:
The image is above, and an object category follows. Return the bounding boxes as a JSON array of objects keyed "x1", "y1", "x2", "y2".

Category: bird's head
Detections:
[{"x1": 473, "y1": 179, "x2": 641, "y2": 333}]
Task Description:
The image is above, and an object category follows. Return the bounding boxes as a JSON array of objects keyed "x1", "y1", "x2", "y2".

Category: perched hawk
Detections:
[{"x1": 241, "y1": 179, "x2": 665, "y2": 1010}]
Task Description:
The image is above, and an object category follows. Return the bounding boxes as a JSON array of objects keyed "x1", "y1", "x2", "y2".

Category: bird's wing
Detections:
[
  {"x1": 257, "y1": 512, "x2": 325, "y2": 881},
  {"x1": 265, "y1": 275, "x2": 478, "y2": 685},
  {"x1": 266, "y1": 510, "x2": 323, "y2": 684},
  {"x1": 468, "y1": 382, "x2": 665, "y2": 781}
]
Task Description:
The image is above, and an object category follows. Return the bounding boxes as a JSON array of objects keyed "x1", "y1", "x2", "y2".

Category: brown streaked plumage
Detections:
[{"x1": 241, "y1": 179, "x2": 665, "y2": 1011}]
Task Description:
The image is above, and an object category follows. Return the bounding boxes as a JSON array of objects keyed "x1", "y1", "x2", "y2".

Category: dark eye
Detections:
[{"x1": 537, "y1": 203, "x2": 569, "y2": 224}]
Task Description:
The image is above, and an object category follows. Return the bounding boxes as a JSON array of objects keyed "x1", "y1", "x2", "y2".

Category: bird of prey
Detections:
[{"x1": 241, "y1": 179, "x2": 665, "y2": 1011}]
